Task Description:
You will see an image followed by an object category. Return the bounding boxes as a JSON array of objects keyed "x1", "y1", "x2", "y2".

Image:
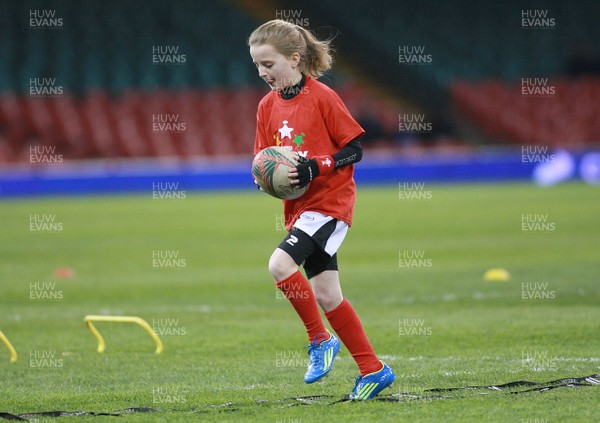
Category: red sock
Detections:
[
  {"x1": 276, "y1": 271, "x2": 327, "y2": 341},
  {"x1": 325, "y1": 298, "x2": 382, "y2": 376}
]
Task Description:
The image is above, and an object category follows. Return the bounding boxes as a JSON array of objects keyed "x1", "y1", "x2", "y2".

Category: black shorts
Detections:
[{"x1": 278, "y1": 222, "x2": 340, "y2": 279}]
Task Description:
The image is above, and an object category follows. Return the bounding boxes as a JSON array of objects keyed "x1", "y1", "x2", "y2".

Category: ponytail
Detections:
[
  {"x1": 296, "y1": 25, "x2": 333, "y2": 78},
  {"x1": 248, "y1": 20, "x2": 333, "y2": 78}
]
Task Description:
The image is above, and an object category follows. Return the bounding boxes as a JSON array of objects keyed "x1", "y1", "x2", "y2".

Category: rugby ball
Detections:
[{"x1": 252, "y1": 147, "x2": 309, "y2": 200}]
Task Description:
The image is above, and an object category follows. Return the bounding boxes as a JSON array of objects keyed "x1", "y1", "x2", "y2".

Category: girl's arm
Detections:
[
  {"x1": 292, "y1": 139, "x2": 363, "y2": 188},
  {"x1": 332, "y1": 139, "x2": 363, "y2": 169}
]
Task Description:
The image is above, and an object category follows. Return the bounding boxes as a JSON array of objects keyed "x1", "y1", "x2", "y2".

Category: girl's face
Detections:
[{"x1": 250, "y1": 43, "x2": 301, "y2": 90}]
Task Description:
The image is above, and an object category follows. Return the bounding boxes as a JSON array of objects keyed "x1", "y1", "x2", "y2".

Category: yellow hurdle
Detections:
[
  {"x1": 0, "y1": 330, "x2": 18, "y2": 363},
  {"x1": 83, "y1": 315, "x2": 163, "y2": 354}
]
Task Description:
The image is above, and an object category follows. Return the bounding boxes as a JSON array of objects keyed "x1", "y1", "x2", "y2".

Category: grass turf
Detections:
[{"x1": 0, "y1": 182, "x2": 599, "y2": 422}]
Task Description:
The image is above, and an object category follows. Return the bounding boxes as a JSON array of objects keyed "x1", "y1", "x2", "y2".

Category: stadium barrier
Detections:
[{"x1": 0, "y1": 152, "x2": 537, "y2": 198}]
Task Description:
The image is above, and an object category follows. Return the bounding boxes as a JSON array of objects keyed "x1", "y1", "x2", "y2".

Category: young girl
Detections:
[{"x1": 248, "y1": 20, "x2": 395, "y2": 400}]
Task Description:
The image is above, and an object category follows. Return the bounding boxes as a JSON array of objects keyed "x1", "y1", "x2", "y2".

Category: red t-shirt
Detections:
[{"x1": 254, "y1": 76, "x2": 365, "y2": 230}]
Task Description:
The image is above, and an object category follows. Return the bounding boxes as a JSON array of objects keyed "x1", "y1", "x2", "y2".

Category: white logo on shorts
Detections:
[{"x1": 286, "y1": 235, "x2": 299, "y2": 247}]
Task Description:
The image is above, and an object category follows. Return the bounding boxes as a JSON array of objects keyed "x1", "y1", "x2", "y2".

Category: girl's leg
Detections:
[
  {"x1": 272, "y1": 226, "x2": 342, "y2": 384},
  {"x1": 269, "y1": 248, "x2": 327, "y2": 341},
  {"x1": 310, "y1": 270, "x2": 343, "y2": 312},
  {"x1": 311, "y1": 270, "x2": 382, "y2": 376}
]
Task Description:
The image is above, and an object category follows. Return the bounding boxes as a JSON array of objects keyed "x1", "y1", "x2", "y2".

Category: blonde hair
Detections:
[{"x1": 248, "y1": 19, "x2": 333, "y2": 78}]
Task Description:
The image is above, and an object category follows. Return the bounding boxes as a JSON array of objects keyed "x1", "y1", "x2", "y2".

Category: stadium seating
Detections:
[
  {"x1": 305, "y1": 0, "x2": 599, "y2": 82},
  {"x1": 2, "y1": 0, "x2": 599, "y2": 164},
  {"x1": 281, "y1": 0, "x2": 600, "y2": 146},
  {"x1": 451, "y1": 78, "x2": 600, "y2": 146},
  {"x1": 0, "y1": 83, "x2": 406, "y2": 163},
  {"x1": 0, "y1": 0, "x2": 409, "y2": 163}
]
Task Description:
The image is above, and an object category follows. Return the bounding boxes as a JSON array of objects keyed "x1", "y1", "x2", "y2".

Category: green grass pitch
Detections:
[{"x1": 1, "y1": 182, "x2": 599, "y2": 422}]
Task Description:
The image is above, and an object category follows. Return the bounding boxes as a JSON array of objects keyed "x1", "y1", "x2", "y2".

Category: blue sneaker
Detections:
[
  {"x1": 304, "y1": 331, "x2": 340, "y2": 384},
  {"x1": 349, "y1": 361, "x2": 395, "y2": 400}
]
